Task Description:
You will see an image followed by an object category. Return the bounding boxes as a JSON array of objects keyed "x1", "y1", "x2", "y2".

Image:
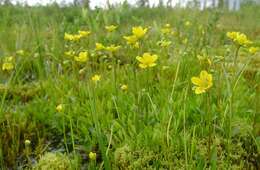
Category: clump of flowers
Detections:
[
  {"x1": 64, "y1": 30, "x2": 90, "y2": 41},
  {"x1": 105, "y1": 44, "x2": 121, "y2": 53},
  {"x1": 2, "y1": 56, "x2": 15, "y2": 71},
  {"x1": 136, "y1": 53, "x2": 158, "y2": 69},
  {"x1": 191, "y1": 70, "x2": 213, "y2": 94},
  {"x1": 105, "y1": 25, "x2": 117, "y2": 32},
  {"x1": 74, "y1": 51, "x2": 88, "y2": 63},
  {"x1": 226, "y1": 31, "x2": 252, "y2": 46}
]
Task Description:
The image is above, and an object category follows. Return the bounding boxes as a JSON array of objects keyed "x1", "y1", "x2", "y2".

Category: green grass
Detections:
[{"x1": 0, "y1": 3, "x2": 260, "y2": 169}]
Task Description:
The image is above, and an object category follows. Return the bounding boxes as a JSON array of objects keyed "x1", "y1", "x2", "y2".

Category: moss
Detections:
[{"x1": 33, "y1": 152, "x2": 75, "y2": 170}]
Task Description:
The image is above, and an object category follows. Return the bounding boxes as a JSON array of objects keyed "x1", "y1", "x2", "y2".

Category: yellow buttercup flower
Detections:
[
  {"x1": 89, "y1": 152, "x2": 96, "y2": 161},
  {"x1": 226, "y1": 31, "x2": 252, "y2": 46},
  {"x1": 91, "y1": 74, "x2": 101, "y2": 82},
  {"x1": 64, "y1": 32, "x2": 88, "y2": 41},
  {"x1": 74, "y1": 51, "x2": 88, "y2": 63},
  {"x1": 95, "y1": 43, "x2": 105, "y2": 51},
  {"x1": 120, "y1": 84, "x2": 128, "y2": 91},
  {"x1": 132, "y1": 26, "x2": 148, "y2": 39},
  {"x1": 64, "y1": 33, "x2": 81, "y2": 41},
  {"x1": 191, "y1": 70, "x2": 213, "y2": 94},
  {"x1": 124, "y1": 35, "x2": 138, "y2": 44},
  {"x1": 123, "y1": 35, "x2": 139, "y2": 48},
  {"x1": 105, "y1": 25, "x2": 117, "y2": 32},
  {"x1": 136, "y1": 53, "x2": 158, "y2": 69},
  {"x1": 157, "y1": 40, "x2": 172, "y2": 47},
  {"x1": 2, "y1": 62, "x2": 14, "y2": 71},
  {"x1": 64, "y1": 33, "x2": 74, "y2": 41},
  {"x1": 106, "y1": 45, "x2": 121, "y2": 53},
  {"x1": 56, "y1": 104, "x2": 63, "y2": 112},
  {"x1": 78, "y1": 30, "x2": 91, "y2": 37},
  {"x1": 248, "y1": 46, "x2": 259, "y2": 55}
]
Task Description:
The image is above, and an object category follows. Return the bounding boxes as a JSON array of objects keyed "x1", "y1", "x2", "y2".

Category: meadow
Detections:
[{"x1": 0, "y1": 3, "x2": 260, "y2": 169}]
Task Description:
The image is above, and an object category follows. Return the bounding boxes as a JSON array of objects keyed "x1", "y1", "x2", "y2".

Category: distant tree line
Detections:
[{"x1": 0, "y1": 0, "x2": 258, "y2": 9}]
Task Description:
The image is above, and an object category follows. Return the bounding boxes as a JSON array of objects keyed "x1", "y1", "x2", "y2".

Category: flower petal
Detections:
[
  {"x1": 191, "y1": 77, "x2": 202, "y2": 86},
  {"x1": 195, "y1": 87, "x2": 205, "y2": 94},
  {"x1": 136, "y1": 56, "x2": 143, "y2": 62},
  {"x1": 200, "y1": 70, "x2": 208, "y2": 79},
  {"x1": 139, "y1": 64, "x2": 147, "y2": 69}
]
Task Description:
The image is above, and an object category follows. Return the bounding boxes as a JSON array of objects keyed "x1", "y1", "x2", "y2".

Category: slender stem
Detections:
[{"x1": 233, "y1": 45, "x2": 241, "y2": 69}]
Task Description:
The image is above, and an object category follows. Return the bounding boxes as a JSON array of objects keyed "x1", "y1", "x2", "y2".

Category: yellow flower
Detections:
[
  {"x1": 95, "y1": 43, "x2": 105, "y2": 51},
  {"x1": 89, "y1": 152, "x2": 96, "y2": 161},
  {"x1": 64, "y1": 33, "x2": 82, "y2": 41},
  {"x1": 123, "y1": 35, "x2": 140, "y2": 48},
  {"x1": 105, "y1": 25, "x2": 117, "y2": 32},
  {"x1": 2, "y1": 62, "x2": 14, "y2": 71},
  {"x1": 124, "y1": 35, "x2": 138, "y2": 44},
  {"x1": 106, "y1": 45, "x2": 121, "y2": 53},
  {"x1": 161, "y1": 28, "x2": 171, "y2": 34},
  {"x1": 72, "y1": 34, "x2": 82, "y2": 41},
  {"x1": 64, "y1": 33, "x2": 74, "y2": 41},
  {"x1": 136, "y1": 53, "x2": 158, "y2": 69},
  {"x1": 248, "y1": 46, "x2": 259, "y2": 55},
  {"x1": 226, "y1": 32, "x2": 252, "y2": 46},
  {"x1": 157, "y1": 40, "x2": 172, "y2": 47},
  {"x1": 191, "y1": 70, "x2": 213, "y2": 94},
  {"x1": 132, "y1": 26, "x2": 148, "y2": 39},
  {"x1": 120, "y1": 84, "x2": 128, "y2": 91},
  {"x1": 91, "y1": 74, "x2": 101, "y2": 82},
  {"x1": 78, "y1": 30, "x2": 91, "y2": 38},
  {"x1": 56, "y1": 104, "x2": 64, "y2": 112},
  {"x1": 74, "y1": 51, "x2": 88, "y2": 63}
]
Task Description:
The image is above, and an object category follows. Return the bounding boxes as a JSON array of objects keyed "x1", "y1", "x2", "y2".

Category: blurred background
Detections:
[{"x1": 1, "y1": 0, "x2": 259, "y2": 10}]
